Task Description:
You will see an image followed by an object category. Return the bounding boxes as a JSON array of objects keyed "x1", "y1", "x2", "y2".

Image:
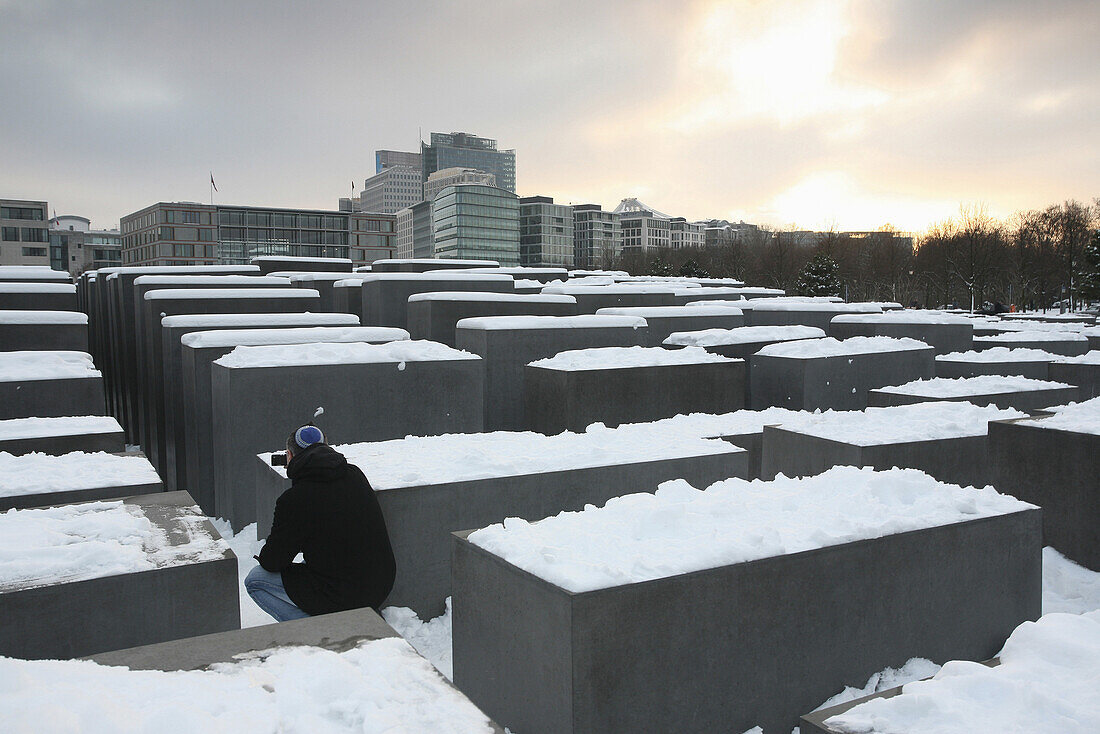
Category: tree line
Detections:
[{"x1": 619, "y1": 199, "x2": 1100, "y2": 310}]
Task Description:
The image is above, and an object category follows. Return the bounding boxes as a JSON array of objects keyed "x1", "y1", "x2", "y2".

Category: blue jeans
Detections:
[{"x1": 245, "y1": 565, "x2": 309, "y2": 622}]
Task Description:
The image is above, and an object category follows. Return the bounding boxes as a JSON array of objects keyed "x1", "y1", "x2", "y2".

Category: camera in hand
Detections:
[{"x1": 270, "y1": 452, "x2": 287, "y2": 467}]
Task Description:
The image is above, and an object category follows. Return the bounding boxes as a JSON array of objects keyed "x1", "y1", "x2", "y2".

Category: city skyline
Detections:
[{"x1": 1, "y1": 0, "x2": 1097, "y2": 234}]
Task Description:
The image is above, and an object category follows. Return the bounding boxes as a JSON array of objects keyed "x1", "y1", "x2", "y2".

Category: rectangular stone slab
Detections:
[
  {"x1": 750, "y1": 347, "x2": 935, "y2": 410},
  {"x1": 212, "y1": 357, "x2": 485, "y2": 529},
  {"x1": 0, "y1": 291, "x2": 78, "y2": 311},
  {"x1": 256, "y1": 447, "x2": 746, "y2": 617},
  {"x1": 990, "y1": 417, "x2": 1100, "y2": 570},
  {"x1": 1048, "y1": 361, "x2": 1100, "y2": 400},
  {"x1": 0, "y1": 376, "x2": 105, "y2": 420},
  {"x1": 867, "y1": 383, "x2": 1080, "y2": 411},
  {"x1": 0, "y1": 471, "x2": 162, "y2": 512},
  {"x1": 0, "y1": 426, "x2": 125, "y2": 457},
  {"x1": 360, "y1": 276, "x2": 515, "y2": 329},
  {"x1": 0, "y1": 491, "x2": 239, "y2": 660},
  {"x1": 0, "y1": 322, "x2": 88, "y2": 352},
  {"x1": 935, "y1": 357, "x2": 1051, "y2": 380},
  {"x1": 829, "y1": 320, "x2": 973, "y2": 355},
  {"x1": 407, "y1": 296, "x2": 578, "y2": 347},
  {"x1": 525, "y1": 361, "x2": 746, "y2": 433},
  {"x1": 760, "y1": 425, "x2": 993, "y2": 488},
  {"x1": 973, "y1": 337, "x2": 1089, "y2": 356},
  {"x1": 451, "y1": 508, "x2": 1041, "y2": 734},
  {"x1": 252, "y1": 257, "x2": 352, "y2": 275}
]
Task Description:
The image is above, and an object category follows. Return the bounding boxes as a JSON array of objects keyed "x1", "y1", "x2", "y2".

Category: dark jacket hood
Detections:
[{"x1": 287, "y1": 443, "x2": 348, "y2": 483}]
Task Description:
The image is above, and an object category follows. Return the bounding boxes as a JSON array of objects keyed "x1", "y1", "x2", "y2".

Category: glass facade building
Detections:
[
  {"x1": 519, "y1": 196, "x2": 574, "y2": 267},
  {"x1": 431, "y1": 185, "x2": 520, "y2": 265},
  {"x1": 421, "y1": 132, "x2": 516, "y2": 193}
]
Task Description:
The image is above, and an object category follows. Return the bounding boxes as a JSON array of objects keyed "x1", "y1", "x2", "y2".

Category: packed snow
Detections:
[
  {"x1": 831, "y1": 310, "x2": 973, "y2": 325},
  {"x1": 208, "y1": 519, "x2": 269, "y2": 629},
  {"x1": 1042, "y1": 547, "x2": 1100, "y2": 615},
  {"x1": 596, "y1": 305, "x2": 743, "y2": 317},
  {"x1": 0, "y1": 351, "x2": 99, "y2": 382},
  {"x1": 938, "y1": 347, "x2": 1060, "y2": 362},
  {"x1": 756, "y1": 336, "x2": 928, "y2": 358},
  {"x1": 467, "y1": 466, "x2": 1033, "y2": 593},
  {"x1": 143, "y1": 288, "x2": 317, "y2": 301},
  {"x1": 0, "y1": 451, "x2": 160, "y2": 497},
  {"x1": 261, "y1": 423, "x2": 738, "y2": 488},
  {"x1": 875, "y1": 375, "x2": 1072, "y2": 397},
  {"x1": 0, "y1": 282, "x2": 76, "y2": 294},
  {"x1": 777, "y1": 402, "x2": 1024, "y2": 445},
  {"x1": 383, "y1": 598, "x2": 456, "y2": 680},
  {"x1": 813, "y1": 658, "x2": 943, "y2": 713},
  {"x1": 529, "y1": 345, "x2": 734, "y2": 370},
  {"x1": 455, "y1": 314, "x2": 647, "y2": 330},
  {"x1": 0, "y1": 415, "x2": 122, "y2": 441},
  {"x1": 664, "y1": 325, "x2": 825, "y2": 346},
  {"x1": 132, "y1": 275, "x2": 287, "y2": 286},
  {"x1": 0, "y1": 310, "x2": 86, "y2": 324},
  {"x1": 976, "y1": 331, "x2": 1088, "y2": 343},
  {"x1": 161, "y1": 312, "x2": 357, "y2": 328},
  {"x1": 181, "y1": 326, "x2": 408, "y2": 349},
  {"x1": 0, "y1": 500, "x2": 228, "y2": 590},
  {"x1": 215, "y1": 340, "x2": 478, "y2": 369},
  {"x1": 1056, "y1": 350, "x2": 1100, "y2": 365},
  {"x1": 407, "y1": 291, "x2": 575, "y2": 304},
  {"x1": 1020, "y1": 396, "x2": 1100, "y2": 435},
  {"x1": 824, "y1": 611, "x2": 1100, "y2": 734}
]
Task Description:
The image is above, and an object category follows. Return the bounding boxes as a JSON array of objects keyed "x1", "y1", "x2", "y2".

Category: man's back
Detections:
[{"x1": 258, "y1": 442, "x2": 396, "y2": 615}]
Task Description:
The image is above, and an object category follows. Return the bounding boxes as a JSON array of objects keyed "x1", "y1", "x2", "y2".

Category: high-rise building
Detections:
[
  {"x1": 572, "y1": 204, "x2": 622, "y2": 270},
  {"x1": 431, "y1": 184, "x2": 519, "y2": 265},
  {"x1": 360, "y1": 165, "x2": 424, "y2": 214},
  {"x1": 394, "y1": 200, "x2": 434, "y2": 259},
  {"x1": 519, "y1": 196, "x2": 574, "y2": 267},
  {"x1": 120, "y1": 202, "x2": 396, "y2": 267},
  {"x1": 1, "y1": 199, "x2": 50, "y2": 267},
  {"x1": 423, "y1": 167, "x2": 497, "y2": 203},
  {"x1": 49, "y1": 214, "x2": 122, "y2": 276},
  {"x1": 376, "y1": 150, "x2": 422, "y2": 173},
  {"x1": 669, "y1": 217, "x2": 705, "y2": 249},
  {"x1": 421, "y1": 132, "x2": 516, "y2": 193},
  {"x1": 614, "y1": 198, "x2": 671, "y2": 255}
]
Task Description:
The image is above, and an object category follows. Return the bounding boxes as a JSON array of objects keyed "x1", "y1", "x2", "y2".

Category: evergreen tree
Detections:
[
  {"x1": 647, "y1": 256, "x2": 673, "y2": 277},
  {"x1": 1079, "y1": 230, "x2": 1100, "y2": 302},
  {"x1": 796, "y1": 254, "x2": 842, "y2": 297},
  {"x1": 678, "y1": 259, "x2": 709, "y2": 278}
]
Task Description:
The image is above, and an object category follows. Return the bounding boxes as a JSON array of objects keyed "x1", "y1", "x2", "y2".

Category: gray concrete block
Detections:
[
  {"x1": 760, "y1": 425, "x2": 993, "y2": 488},
  {"x1": 990, "y1": 417, "x2": 1100, "y2": 570},
  {"x1": 251, "y1": 256, "x2": 353, "y2": 275},
  {"x1": 213, "y1": 355, "x2": 484, "y2": 529},
  {"x1": 407, "y1": 293, "x2": 578, "y2": 347},
  {"x1": 371, "y1": 258, "x2": 499, "y2": 273},
  {"x1": 525, "y1": 360, "x2": 746, "y2": 433},
  {"x1": 332, "y1": 278, "x2": 365, "y2": 321},
  {"x1": 0, "y1": 463, "x2": 162, "y2": 512},
  {"x1": 0, "y1": 319, "x2": 88, "y2": 352},
  {"x1": 829, "y1": 319, "x2": 973, "y2": 355},
  {"x1": 541, "y1": 285, "x2": 678, "y2": 314},
  {"x1": 867, "y1": 383, "x2": 1080, "y2": 412},
  {"x1": 935, "y1": 356, "x2": 1052, "y2": 380},
  {"x1": 0, "y1": 423, "x2": 125, "y2": 456},
  {"x1": 360, "y1": 274, "x2": 515, "y2": 329},
  {"x1": 0, "y1": 375, "x2": 105, "y2": 420},
  {"x1": 0, "y1": 491, "x2": 239, "y2": 660},
  {"x1": 1049, "y1": 361, "x2": 1100, "y2": 400},
  {"x1": 748, "y1": 304, "x2": 879, "y2": 331},
  {"x1": 455, "y1": 316, "x2": 650, "y2": 431},
  {"x1": 596, "y1": 306, "x2": 746, "y2": 345},
  {"x1": 452, "y1": 508, "x2": 1041, "y2": 734},
  {"x1": 0, "y1": 284, "x2": 78, "y2": 311},
  {"x1": 750, "y1": 346, "x2": 935, "y2": 411},
  {"x1": 973, "y1": 336, "x2": 1089, "y2": 356},
  {"x1": 256, "y1": 446, "x2": 746, "y2": 617}
]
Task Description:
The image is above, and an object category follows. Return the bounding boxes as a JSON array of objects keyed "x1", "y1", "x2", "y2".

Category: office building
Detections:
[
  {"x1": 431, "y1": 184, "x2": 519, "y2": 265},
  {"x1": 360, "y1": 165, "x2": 425, "y2": 214},
  {"x1": 49, "y1": 215, "x2": 122, "y2": 276},
  {"x1": 1, "y1": 199, "x2": 50, "y2": 267},
  {"x1": 423, "y1": 167, "x2": 497, "y2": 203},
  {"x1": 669, "y1": 217, "x2": 706, "y2": 249},
  {"x1": 120, "y1": 202, "x2": 396, "y2": 267},
  {"x1": 572, "y1": 204, "x2": 622, "y2": 269},
  {"x1": 421, "y1": 132, "x2": 516, "y2": 193},
  {"x1": 394, "y1": 200, "x2": 434, "y2": 260},
  {"x1": 519, "y1": 196, "x2": 574, "y2": 267},
  {"x1": 376, "y1": 150, "x2": 422, "y2": 173},
  {"x1": 614, "y1": 198, "x2": 671, "y2": 255},
  {"x1": 702, "y1": 219, "x2": 763, "y2": 247}
]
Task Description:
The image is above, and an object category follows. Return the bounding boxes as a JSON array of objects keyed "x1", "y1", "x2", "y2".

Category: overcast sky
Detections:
[{"x1": 1, "y1": 0, "x2": 1097, "y2": 232}]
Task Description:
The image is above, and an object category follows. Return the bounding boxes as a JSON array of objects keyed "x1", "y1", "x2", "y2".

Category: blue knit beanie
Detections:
[{"x1": 291, "y1": 424, "x2": 325, "y2": 450}]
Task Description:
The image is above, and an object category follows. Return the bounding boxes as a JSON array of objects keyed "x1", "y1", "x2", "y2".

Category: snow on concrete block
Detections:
[
  {"x1": 0, "y1": 310, "x2": 88, "y2": 352},
  {"x1": 596, "y1": 305, "x2": 745, "y2": 345},
  {"x1": 0, "y1": 351, "x2": 104, "y2": 420},
  {"x1": 540, "y1": 283, "x2": 678, "y2": 313},
  {"x1": 935, "y1": 347, "x2": 1059, "y2": 380},
  {"x1": 0, "y1": 282, "x2": 78, "y2": 311},
  {"x1": 990, "y1": 398, "x2": 1100, "y2": 570},
  {"x1": 455, "y1": 315, "x2": 650, "y2": 431},
  {"x1": 359, "y1": 273, "x2": 515, "y2": 329},
  {"x1": 1049, "y1": 350, "x2": 1100, "y2": 399},
  {"x1": 0, "y1": 266, "x2": 71, "y2": 283},
  {"x1": 973, "y1": 330, "x2": 1090, "y2": 357},
  {"x1": 0, "y1": 416, "x2": 125, "y2": 456},
  {"x1": 212, "y1": 341, "x2": 484, "y2": 528},
  {"x1": 525, "y1": 346, "x2": 745, "y2": 432},
  {"x1": 867, "y1": 375, "x2": 1080, "y2": 411},
  {"x1": 0, "y1": 450, "x2": 163, "y2": 511},
  {"x1": 371, "y1": 257, "x2": 500, "y2": 272},
  {"x1": 0, "y1": 491, "x2": 239, "y2": 659},
  {"x1": 255, "y1": 425, "x2": 746, "y2": 616},
  {"x1": 444, "y1": 266, "x2": 569, "y2": 283},
  {"x1": 664, "y1": 324, "x2": 824, "y2": 358},
  {"x1": 829, "y1": 310, "x2": 974, "y2": 354},
  {"x1": 750, "y1": 337, "x2": 934, "y2": 410},
  {"x1": 407, "y1": 292, "x2": 578, "y2": 347},
  {"x1": 250, "y1": 255, "x2": 353, "y2": 274},
  {"x1": 453, "y1": 466, "x2": 1041, "y2": 734},
  {"x1": 761, "y1": 402, "x2": 1025, "y2": 487},
  {"x1": 810, "y1": 612, "x2": 1100, "y2": 734},
  {"x1": 748, "y1": 301, "x2": 882, "y2": 331}
]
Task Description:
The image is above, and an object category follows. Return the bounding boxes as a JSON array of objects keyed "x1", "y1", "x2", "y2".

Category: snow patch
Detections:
[
  {"x1": 756, "y1": 336, "x2": 928, "y2": 358},
  {"x1": 181, "y1": 326, "x2": 408, "y2": 349},
  {"x1": 0, "y1": 415, "x2": 121, "y2": 440},
  {"x1": 530, "y1": 346, "x2": 735, "y2": 370},
  {"x1": 161, "y1": 312, "x2": 357, "y2": 328},
  {"x1": 778, "y1": 402, "x2": 1024, "y2": 445},
  {"x1": 875, "y1": 375, "x2": 1072, "y2": 398},
  {"x1": 456, "y1": 314, "x2": 647, "y2": 330},
  {"x1": 1019, "y1": 396, "x2": 1100, "y2": 435},
  {"x1": 0, "y1": 451, "x2": 160, "y2": 497},
  {"x1": 0, "y1": 310, "x2": 86, "y2": 325},
  {"x1": 0, "y1": 350, "x2": 99, "y2": 382},
  {"x1": 144, "y1": 288, "x2": 317, "y2": 300},
  {"x1": 938, "y1": 347, "x2": 1059, "y2": 362},
  {"x1": 215, "y1": 340, "x2": 477, "y2": 369},
  {"x1": 664, "y1": 325, "x2": 824, "y2": 346}
]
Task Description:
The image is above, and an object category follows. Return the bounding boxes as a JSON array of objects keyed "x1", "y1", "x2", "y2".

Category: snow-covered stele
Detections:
[
  {"x1": 832, "y1": 310, "x2": 973, "y2": 325},
  {"x1": 213, "y1": 340, "x2": 478, "y2": 369},
  {"x1": 180, "y1": 326, "x2": 409, "y2": 350},
  {"x1": 749, "y1": 301, "x2": 881, "y2": 313},
  {"x1": 251, "y1": 255, "x2": 353, "y2": 264},
  {"x1": 0, "y1": 282, "x2": 76, "y2": 294},
  {"x1": 456, "y1": 314, "x2": 647, "y2": 330},
  {"x1": 0, "y1": 451, "x2": 160, "y2": 498},
  {"x1": 0, "y1": 350, "x2": 98, "y2": 382},
  {"x1": 0, "y1": 310, "x2": 86, "y2": 324},
  {"x1": 467, "y1": 466, "x2": 1034, "y2": 593},
  {"x1": 1020, "y1": 396, "x2": 1100, "y2": 435},
  {"x1": 872, "y1": 375, "x2": 1073, "y2": 398},
  {"x1": 664, "y1": 325, "x2": 824, "y2": 346},
  {"x1": 407, "y1": 291, "x2": 575, "y2": 304},
  {"x1": 976, "y1": 330, "x2": 1088, "y2": 343},
  {"x1": 0, "y1": 415, "x2": 122, "y2": 441},
  {"x1": 143, "y1": 287, "x2": 318, "y2": 301},
  {"x1": 132, "y1": 275, "x2": 287, "y2": 287},
  {"x1": 756, "y1": 335, "x2": 928, "y2": 358},
  {"x1": 775, "y1": 402, "x2": 1024, "y2": 445},
  {"x1": 824, "y1": 611, "x2": 1100, "y2": 734},
  {"x1": 529, "y1": 345, "x2": 733, "y2": 370},
  {"x1": 161, "y1": 312, "x2": 359, "y2": 328},
  {"x1": 596, "y1": 305, "x2": 744, "y2": 317},
  {"x1": 938, "y1": 347, "x2": 1060, "y2": 362},
  {"x1": 1055, "y1": 349, "x2": 1100, "y2": 365}
]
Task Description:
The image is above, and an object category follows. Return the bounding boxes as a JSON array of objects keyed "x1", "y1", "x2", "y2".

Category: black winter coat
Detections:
[{"x1": 258, "y1": 443, "x2": 396, "y2": 615}]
